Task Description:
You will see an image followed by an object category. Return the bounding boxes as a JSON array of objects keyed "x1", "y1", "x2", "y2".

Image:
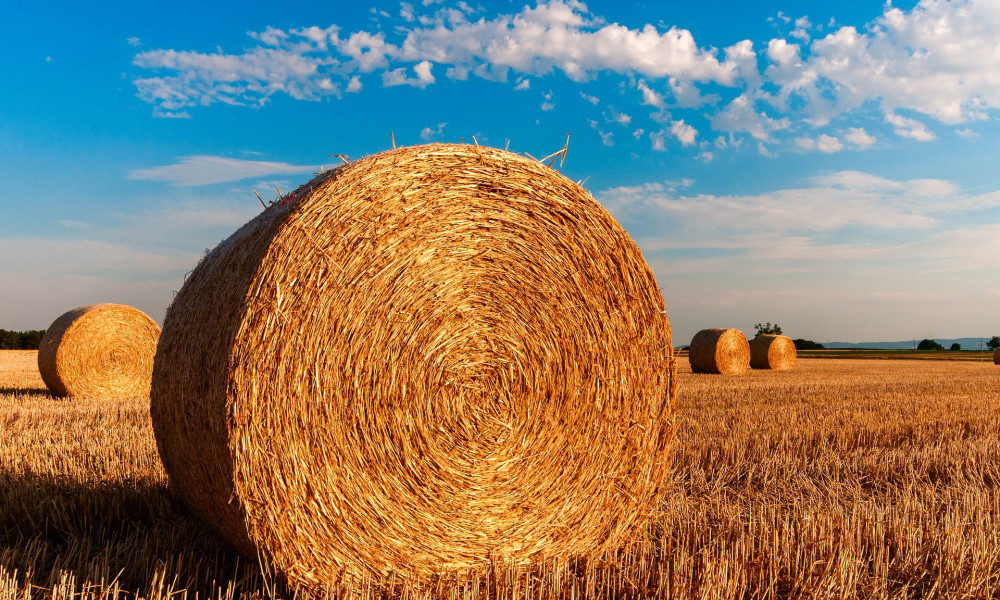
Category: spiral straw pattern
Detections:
[
  {"x1": 37, "y1": 303, "x2": 161, "y2": 397},
  {"x1": 749, "y1": 334, "x2": 797, "y2": 370},
  {"x1": 688, "y1": 328, "x2": 750, "y2": 375},
  {"x1": 150, "y1": 143, "x2": 676, "y2": 591}
]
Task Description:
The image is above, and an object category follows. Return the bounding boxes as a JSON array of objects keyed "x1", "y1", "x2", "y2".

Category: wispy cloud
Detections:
[
  {"x1": 128, "y1": 155, "x2": 317, "y2": 186},
  {"x1": 598, "y1": 170, "x2": 1000, "y2": 241}
]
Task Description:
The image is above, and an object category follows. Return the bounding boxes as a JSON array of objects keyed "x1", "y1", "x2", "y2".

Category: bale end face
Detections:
[
  {"x1": 688, "y1": 328, "x2": 750, "y2": 375},
  {"x1": 37, "y1": 303, "x2": 160, "y2": 398},
  {"x1": 150, "y1": 142, "x2": 676, "y2": 589},
  {"x1": 749, "y1": 334, "x2": 797, "y2": 370}
]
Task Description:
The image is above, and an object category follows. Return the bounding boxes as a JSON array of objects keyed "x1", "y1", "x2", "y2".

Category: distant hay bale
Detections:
[
  {"x1": 150, "y1": 143, "x2": 676, "y2": 591},
  {"x1": 749, "y1": 334, "x2": 797, "y2": 370},
  {"x1": 37, "y1": 303, "x2": 160, "y2": 397},
  {"x1": 689, "y1": 328, "x2": 750, "y2": 375}
]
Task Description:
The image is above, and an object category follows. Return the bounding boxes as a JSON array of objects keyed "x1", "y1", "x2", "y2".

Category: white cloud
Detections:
[
  {"x1": 636, "y1": 79, "x2": 666, "y2": 108},
  {"x1": 607, "y1": 106, "x2": 630, "y2": 125},
  {"x1": 597, "y1": 170, "x2": 999, "y2": 238},
  {"x1": 133, "y1": 44, "x2": 342, "y2": 111},
  {"x1": 420, "y1": 122, "x2": 447, "y2": 141},
  {"x1": 790, "y1": 16, "x2": 812, "y2": 42},
  {"x1": 400, "y1": 2, "x2": 415, "y2": 22},
  {"x1": 649, "y1": 129, "x2": 668, "y2": 151},
  {"x1": 382, "y1": 60, "x2": 435, "y2": 87},
  {"x1": 133, "y1": 1, "x2": 740, "y2": 113},
  {"x1": 541, "y1": 90, "x2": 555, "y2": 111},
  {"x1": 670, "y1": 119, "x2": 697, "y2": 145},
  {"x1": 127, "y1": 0, "x2": 1000, "y2": 158},
  {"x1": 844, "y1": 127, "x2": 876, "y2": 148},
  {"x1": 128, "y1": 155, "x2": 317, "y2": 186},
  {"x1": 711, "y1": 93, "x2": 789, "y2": 140},
  {"x1": 885, "y1": 112, "x2": 936, "y2": 141},
  {"x1": 816, "y1": 133, "x2": 843, "y2": 152},
  {"x1": 763, "y1": 0, "x2": 1000, "y2": 128}
]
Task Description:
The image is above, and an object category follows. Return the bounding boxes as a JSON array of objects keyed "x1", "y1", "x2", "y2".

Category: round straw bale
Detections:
[
  {"x1": 749, "y1": 334, "x2": 797, "y2": 370},
  {"x1": 688, "y1": 328, "x2": 750, "y2": 374},
  {"x1": 994, "y1": 348, "x2": 999, "y2": 365},
  {"x1": 150, "y1": 143, "x2": 676, "y2": 589},
  {"x1": 37, "y1": 303, "x2": 160, "y2": 397}
]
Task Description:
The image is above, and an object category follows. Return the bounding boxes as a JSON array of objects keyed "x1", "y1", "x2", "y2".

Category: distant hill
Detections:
[{"x1": 826, "y1": 338, "x2": 993, "y2": 350}]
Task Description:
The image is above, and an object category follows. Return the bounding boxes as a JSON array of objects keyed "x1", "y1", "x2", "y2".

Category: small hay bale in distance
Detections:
[
  {"x1": 150, "y1": 143, "x2": 676, "y2": 590},
  {"x1": 688, "y1": 328, "x2": 750, "y2": 375},
  {"x1": 749, "y1": 334, "x2": 797, "y2": 370},
  {"x1": 37, "y1": 303, "x2": 161, "y2": 397}
]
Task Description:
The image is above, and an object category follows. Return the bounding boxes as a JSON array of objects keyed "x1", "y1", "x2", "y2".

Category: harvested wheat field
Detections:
[{"x1": 3, "y1": 350, "x2": 1000, "y2": 599}]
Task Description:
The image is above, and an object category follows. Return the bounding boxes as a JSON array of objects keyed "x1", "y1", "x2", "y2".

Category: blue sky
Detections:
[{"x1": 2, "y1": 0, "x2": 999, "y2": 344}]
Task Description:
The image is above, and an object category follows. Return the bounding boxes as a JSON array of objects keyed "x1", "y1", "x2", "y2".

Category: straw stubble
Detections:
[{"x1": 150, "y1": 143, "x2": 676, "y2": 592}]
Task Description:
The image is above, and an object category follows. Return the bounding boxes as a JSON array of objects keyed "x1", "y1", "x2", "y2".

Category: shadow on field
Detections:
[
  {"x1": 0, "y1": 386, "x2": 51, "y2": 398},
  {"x1": 0, "y1": 471, "x2": 266, "y2": 597}
]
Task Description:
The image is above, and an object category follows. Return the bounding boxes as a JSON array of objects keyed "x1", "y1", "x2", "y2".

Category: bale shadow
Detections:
[
  {"x1": 0, "y1": 471, "x2": 266, "y2": 597},
  {"x1": 0, "y1": 386, "x2": 52, "y2": 398}
]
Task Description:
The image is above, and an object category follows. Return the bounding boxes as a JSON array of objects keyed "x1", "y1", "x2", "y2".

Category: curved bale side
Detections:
[
  {"x1": 150, "y1": 143, "x2": 677, "y2": 591},
  {"x1": 994, "y1": 348, "x2": 999, "y2": 365},
  {"x1": 688, "y1": 328, "x2": 750, "y2": 375},
  {"x1": 749, "y1": 334, "x2": 797, "y2": 370},
  {"x1": 37, "y1": 303, "x2": 161, "y2": 397}
]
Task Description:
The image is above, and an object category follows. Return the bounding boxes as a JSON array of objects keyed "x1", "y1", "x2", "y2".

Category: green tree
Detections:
[
  {"x1": 18, "y1": 330, "x2": 44, "y2": 350},
  {"x1": 793, "y1": 338, "x2": 824, "y2": 350},
  {"x1": 0, "y1": 329, "x2": 45, "y2": 350},
  {"x1": 988, "y1": 336, "x2": 1000, "y2": 350},
  {"x1": 0, "y1": 330, "x2": 17, "y2": 350},
  {"x1": 754, "y1": 322, "x2": 783, "y2": 336},
  {"x1": 950, "y1": 343, "x2": 961, "y2": 351},
  {"x1": 917, "y1": 339, "x2": 944, "y2": 351}
]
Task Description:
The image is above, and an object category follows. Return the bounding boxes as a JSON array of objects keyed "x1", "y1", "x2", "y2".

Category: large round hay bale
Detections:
[
  {"x1": 749, "y1": 334, "x2": 797, "y2": 370},
  {"x1": 994, "y1": 348, "x2": 999, "y2": 365},
  {"x1": 150, "y1": 143, "x2": 676, "y2": 590},
  {"x1": 688, "y1": 328, "x2": 750, "y2": 374},
  {"x1": 37, "y1": 303, "x2": 160, "y2": 397}
]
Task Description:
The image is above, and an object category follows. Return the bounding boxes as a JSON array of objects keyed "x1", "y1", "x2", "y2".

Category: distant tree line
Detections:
[
  {"x1": 0, "y1": 329, "x2": 45, "y2": 350},
  {"x1": 793, "y1": 339, "x2": 825, "y2": 350}
]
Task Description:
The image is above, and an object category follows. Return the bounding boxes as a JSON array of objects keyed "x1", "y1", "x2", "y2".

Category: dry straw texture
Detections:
[
  {"x1": 689, "y1": 328, "x2": 750, "y2": 375},
  {"x1": 37, "y1": 303, "x2": 160, "y2": 398},
  {"x1": 749, "y1": 334, "x2": 797, "y2": 370},
  {"x1": 150, "y1": 143, "x2": 676, "y2": 592}
]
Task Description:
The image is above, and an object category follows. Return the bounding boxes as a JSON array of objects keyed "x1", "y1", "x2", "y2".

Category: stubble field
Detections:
[{"x1": 1, "y1": 349, "x2": 998, "y2": 599}]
